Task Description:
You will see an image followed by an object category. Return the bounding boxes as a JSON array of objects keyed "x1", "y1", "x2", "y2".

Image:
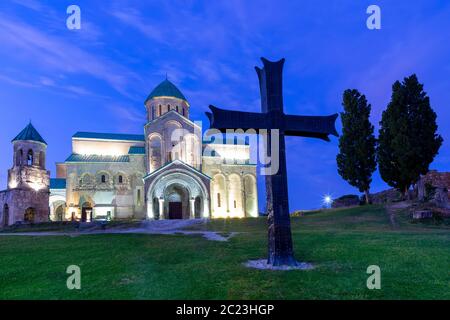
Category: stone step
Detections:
[{"x1": 412, "y1": 210, "x2": 433, "y2": 219}]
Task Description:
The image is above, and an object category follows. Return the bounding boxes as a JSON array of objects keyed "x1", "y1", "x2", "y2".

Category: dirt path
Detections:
[
  {"x1": 385, "y1": 201, "x2": 411, "y2": 228},
  {"x1": 0, "y1": 219, "x2": 238, "y2": 242}
]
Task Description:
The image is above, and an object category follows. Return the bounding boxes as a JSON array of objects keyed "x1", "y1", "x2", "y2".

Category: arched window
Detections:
[
  {"x1": 16, "y1": 149, "x2": 23, "y2": 166},
  {"x1": 101, "y1": 175, "x2": 106, "y2": 183},
  {"x1": 176, "y1": 105, "x2": 179, "y2": 113},
  {"x1": 159, "y1": 105, "x2": 162, "y2": 115},
  {"x1": 27, "y1": 150, "x2": 33, "y2": 166},
  {"x1": 24, "y1": 207, "x2": 35, "y2": 223},
  {"x1": 118, "y1": 175, "x2": 123, "y2": 184},
  {"x1": 81, "y1": 173, "x2": 95, "y2": 186},
  {"x1": 217, "y1": 193, "x2": 221, "y2": 207},
  {"x1": 228, "y1": 174, "x2": 243, "y2": 216},
  {"x1": 149, "y1": 135, "x2": 162, "y2": 172},
  {"x1": 168, "y1": 104, "x2": 171, "y2": 111},
  {"x1": 182, "y1": 108, "x2": 185, "y2": 116}
]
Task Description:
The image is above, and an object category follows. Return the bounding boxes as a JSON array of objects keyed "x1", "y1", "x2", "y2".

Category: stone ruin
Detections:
[
  {"x1": 407, "y1": 171, "x2": 450, "y2": 220},
  {"x1": 331, "y1": 194, "x2": 360, "y2": 208},
  {"x1": 330, "y1": 170, "x2": 450, "y2": 220},
  {"x1": 417, "y1": 170, "x2": 450, "y2": 205}
]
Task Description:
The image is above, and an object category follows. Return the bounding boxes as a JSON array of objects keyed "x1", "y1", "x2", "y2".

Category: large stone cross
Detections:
[{"x1": 206, "y1": 58, "x2": 338, "y2": 266}]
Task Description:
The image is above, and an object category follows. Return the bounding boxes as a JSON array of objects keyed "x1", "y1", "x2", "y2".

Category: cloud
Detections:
[
  {"x1": 12, "y1": 0, "x2": 44, "y2": 12},
  {"x1": 0, "y1": 15, "x2": 143, "y2": 99},
  {"x1": 0, "y1": 73, "x2": 39, "y2": 88},
  {"x1": 0, "y1": 72, "x2": 109, "y2": 99},
  {"x1": 106, "y1": 102, "x2": 146, "y2": 132},
  {"x1": 110, "y1": 8, "x2": 167, "y2": 44},
  {"x1": 39, "y1": 77, "x2": 56, "y2": 86}
]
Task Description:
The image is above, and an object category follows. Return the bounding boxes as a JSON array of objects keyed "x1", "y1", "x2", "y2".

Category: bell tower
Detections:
[
  {"x1": 8, "y1": 122, "x2": 50, "y2": 191},
  {"x1": 0, "y1": 122, "x2": 50, "y2": 225}
]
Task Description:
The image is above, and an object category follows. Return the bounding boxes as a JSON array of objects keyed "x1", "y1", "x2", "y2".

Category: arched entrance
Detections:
[
  {"x1": 55, "y1": 205, "x2": 64, "y2": 221},
  {"x1": 24, "y1": 207, "x2": 35, "y2": 223},
  {"x1": 49, "y1": 195, "x2": 66, "y2": 222},
  {"x1": 3, "y1": 204, "x2": 9, "y2": 227},
  {"x1": 165, "y1": 184, "x2": 189, "y2": 219},
  {"x1": 81, "y1": 202, "x2": 93, "y2": 222},
  {"x1": 146, "y1": 168, "x2": 210, "y2": 220}
]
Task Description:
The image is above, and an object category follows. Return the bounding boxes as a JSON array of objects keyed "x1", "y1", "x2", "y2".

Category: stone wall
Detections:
[
  {"x1": 417, "y1": 170, "x2": 450, "y2": 200},
  {"x1": 0, "y1": 188, "x2": 49, "y2": 226},
  {"x1": 331, "y1": 195, "x2": 360, "y2": 208},
  {"x1": 369, "y1": 188, "x2": 404, "y2": 204}
]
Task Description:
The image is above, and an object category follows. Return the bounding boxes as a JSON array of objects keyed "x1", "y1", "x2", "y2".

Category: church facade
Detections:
[{"x1": 0, "y1": 79, "x2": 258, "y2": 227}]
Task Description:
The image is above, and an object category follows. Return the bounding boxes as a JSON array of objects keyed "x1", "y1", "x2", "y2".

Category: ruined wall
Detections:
[
  {"x1": 8, "y1": 166, "x2": 50, "y2": 191},
  {"x1": 0, "y1": 188, "x2": 49, "y2": 226},
  {"x1": 0, "y1": 191, "x2": 8, "y2": 227},
  {"x1": 418, "y1": 170, "x2": 450, "y2": 200}
]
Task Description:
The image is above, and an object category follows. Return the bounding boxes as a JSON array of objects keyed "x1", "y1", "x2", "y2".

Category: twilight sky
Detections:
[{"x1": 0, "y1": 0, "x2": 449, "y2": 210}]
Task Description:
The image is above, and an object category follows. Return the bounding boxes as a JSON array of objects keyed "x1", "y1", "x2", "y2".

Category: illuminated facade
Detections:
[{"x1": 48, "y1": 79, "x2": 258, "y2": 222}]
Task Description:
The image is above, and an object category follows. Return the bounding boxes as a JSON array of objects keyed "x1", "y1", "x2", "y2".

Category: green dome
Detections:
[
  {"x1": 12, "y1": 122, "x2": 47, "y2": 145},
  {"x1": 145, "y1": 79, "x2": 187, "y2": 104}
]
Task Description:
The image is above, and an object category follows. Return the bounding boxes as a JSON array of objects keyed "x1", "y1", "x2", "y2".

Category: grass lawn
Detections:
[{"x1": 0, "y1": 205, "x2": 448, "y2": 299}]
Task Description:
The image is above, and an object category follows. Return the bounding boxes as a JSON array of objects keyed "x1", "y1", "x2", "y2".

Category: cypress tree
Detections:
[
  {"x1": 377, "y1": 74, "x2": 443, "y2": 197},
  {"x1": 337, "y1": 89, "x2": 377, "y2": 204}
]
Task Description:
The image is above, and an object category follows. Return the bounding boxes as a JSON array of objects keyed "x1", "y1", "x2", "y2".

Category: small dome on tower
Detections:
[
  {"x1": 145, "y1": 79, "x2": 187, "y2": 104},
  {"x1": 12, "y1": 122, "x2": 47, "y2": 145}
]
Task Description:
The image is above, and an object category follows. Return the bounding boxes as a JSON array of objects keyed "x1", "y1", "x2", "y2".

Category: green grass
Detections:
[
  {"x1": 0, "y1": 220, "x2": 143, "y2": 233},
  {"x1": 0, "y1": 205, "x2": 448, "y2": 300}
]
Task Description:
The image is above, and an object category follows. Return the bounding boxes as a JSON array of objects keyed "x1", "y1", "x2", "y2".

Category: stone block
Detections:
[{"x1": 412, "y1": 210, "x2": 433, "y2": 219}]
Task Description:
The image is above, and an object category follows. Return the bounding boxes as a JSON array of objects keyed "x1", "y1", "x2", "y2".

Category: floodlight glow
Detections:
[
  {"x1": 29, "y1": 182, "x2": 43, "y2": 191},
  {"x1": 322, "y1": 194, "x2": 333, "y2": 207}
]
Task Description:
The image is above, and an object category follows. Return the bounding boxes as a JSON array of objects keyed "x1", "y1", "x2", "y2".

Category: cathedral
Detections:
[{"x1": 0, "y1": 79, "x2": 258, "y2": 226}]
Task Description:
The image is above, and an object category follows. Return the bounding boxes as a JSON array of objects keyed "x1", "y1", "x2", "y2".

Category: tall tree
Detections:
[
  {"x1": 377, "y1": 74, "x2": 443, "y2": 197},
  {"x1": 337, "y1": 89, "x2": 377, "y2": 204}
]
